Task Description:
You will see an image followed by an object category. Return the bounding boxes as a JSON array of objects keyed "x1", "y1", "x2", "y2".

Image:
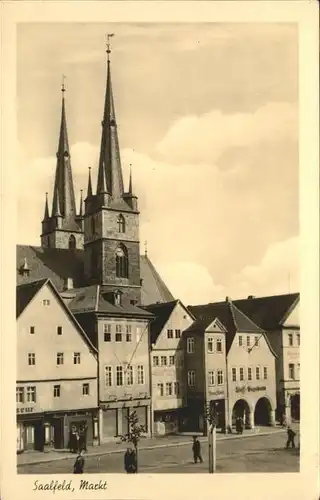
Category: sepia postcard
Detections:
[{"x1": 1, "y1": 1, "x2": 319, "y2": 500}]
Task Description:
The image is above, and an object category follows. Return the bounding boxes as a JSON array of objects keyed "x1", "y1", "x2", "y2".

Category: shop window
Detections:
[
  {"x1": 288, "y1": 333, "x2": 293, "y2": 346},
  {"x1": 165, "y1": 382, "x2": 173, "y2": 396},
  {"x1": 26, "y1": 425, "x2": 35, "y2": 445},
  {"x1": 174, "y1": 382, "x2": 180, "y2": 396},
  {"x1": 116, "y1": 366, "x2": 123, "y2": 386},
  {"x1": 167, "y1": 329, "x2": 173, "y2": 339},
  {"x1": 175, "y1": 329, "x2": 181, "y2": 338},
  {"x1": 208, "y1": 370, "x2": 215, "y2": 386},
  {"x1": 217, "y1": 370, "x2": 224, "y2": 385},
  {"x1": 288, "y1": 363, "x2": 295, "y2": 380},
  {"x1": 255, "y1": 366, "x2": 261, "y2": 380},
  {"x1": 74, "y1": 352, "x2": 81, "y2": 364},
  {"x1": 239, "y1": 367, "x2": 244, "y2": 381},
  {"x1": 169, "y1": 355, "x2": 175, "y2": 365},
  {"x1": 187, "y1": 337, "x2": 195, "y2": 354},
  {"x1": 137, "y1": 365, "x2": 144, "y2": 384},
  {"x1": 16, "y1": 387, "x2": 24, "y2": 403},
  {"x1": 82, "y1": 383, "x2": 89, "y2": 396},
  {"x1": 30, "y1": 326, "x2": 35, "y2": 335},
  {"x1": 160, "y1": 356, "x2": 167, "y2": 366},
  {"x1": 126, "y1": 365, "x2": 133, "y2": 385},
  {"x1": 238, "y1": 335, "x2": 243, "y2": 346},
  {"x1": 232, "y1": 368, "x2": 237, "y2": 382},
  {"x1": 26, "y1": 386, "x2": 36, "y2": 403},
  {"x1": 104, "y1": 324, "x2": 111, "y2": 342},
  {"x1": 105, "y1": 366, "x2": 112, "y2": 386},
  {"x1": 28, "y1": 353, "x2": 35, "y2": 366},
  {"x1": 207, "y1": 337, "x2": 214, "y2": 353},
  {"x1": 157, "y1": 383, "x2": 164, "y2": 396},
  {"x1": 93, "y1": 419, "x2": 98, "y2": 439},
  {"x1": 248, "y1": 367, "x2": 252, "y2": 381},
  {"x1": 216, "y1": 338, "x2": 223, "y2": 353},
  {"x1": 187, "y1": 370, "x2": 195, "y2": 387},
  {"x1": 153, "y1": 356, "x2": 159, "y2": 367},
  {"x1": 53, "y1": 385, "x2": 61, "y2": 398},
  {"x1": 126, "y1": 325, "x2": 132, "y2": 342},
  {"x1": 57, "y1": 352, "x2": 64, "y2": 365}
]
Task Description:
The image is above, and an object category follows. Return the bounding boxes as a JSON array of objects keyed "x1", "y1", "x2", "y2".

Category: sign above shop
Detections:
[
  {"x1": 208, "y1": 389, "x2": 225, "y2": 398},
  {"x1": 17, "y1": 407, "x2": 34, "y2": 414},
  {"x1": 235, "y1": 385, "x2": 267, "y2": 394}
]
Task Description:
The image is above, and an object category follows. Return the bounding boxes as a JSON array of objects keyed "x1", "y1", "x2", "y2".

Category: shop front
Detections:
[
  {"x1": 16, "y1": 410, "x2": 45, "y2": 452},
  {"x1": 153, "y1": 408, "x2": 184, "y2": 436},
  {"x1": 229, "y1": 385, "x2": 276, "y2": 430},
  {"x1": 99, "y1": 399, "x2": 151, "y2": 442}
]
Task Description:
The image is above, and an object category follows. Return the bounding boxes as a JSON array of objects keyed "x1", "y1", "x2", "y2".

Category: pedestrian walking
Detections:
[
  {"x1": 286, "y1": 426, "x2": 296, "y2": 448},
  {"x1": 73, "y1": 450, "x2": 85, "y2": 474},
  {"x1": 124, "y1": 447, "x2": 137, "y2": 473},
  {"x1": 192, "y1": 436, "x2": 203, "y2": 464}
]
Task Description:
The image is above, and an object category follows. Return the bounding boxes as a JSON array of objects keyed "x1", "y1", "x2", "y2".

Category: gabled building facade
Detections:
[
  {"x1": 234, "y1": 293, "x2": 300, "y2": 423},
  {"x1": 16, "y1": 279, "x2": 98, "y2": 452},
  {"x1": 144, "y1": 300, "x2": 194, "y2": 435},
  {"x1": 187, "y1": 299, "x2": 277, "y2": 433}
]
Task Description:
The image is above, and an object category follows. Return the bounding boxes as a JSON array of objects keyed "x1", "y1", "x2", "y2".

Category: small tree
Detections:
[
  {"x1": 120, "y1": 410, "x2": 145, "y2": 473},
  {"x1": 204, "y1": 402, "x2": 217, "y2": 473}
]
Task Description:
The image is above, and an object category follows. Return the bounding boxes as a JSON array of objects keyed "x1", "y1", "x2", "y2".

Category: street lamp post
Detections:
[{"x1": 205, "y1": 402, "x2": 217, "y2": 473}]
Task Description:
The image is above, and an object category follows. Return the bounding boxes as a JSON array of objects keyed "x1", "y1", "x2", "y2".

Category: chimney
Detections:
[
  {"x1": 247, "y1": 295, "x2": 255, "y2": 299},
  {"x1": 225, "y1": 296, "x2": 230, "y2": 302}
]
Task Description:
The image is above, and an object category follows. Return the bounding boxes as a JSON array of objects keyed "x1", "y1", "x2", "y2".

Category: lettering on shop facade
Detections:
[
  {"x1": 235, "y1": 386, "x2": 267, "y2": 394},
  {"x1": 17, "y1": 407, "x2": 34, "y2": 414},
  {"x1": 208, "y1": 389, "x2": 225, "y2": 398}
]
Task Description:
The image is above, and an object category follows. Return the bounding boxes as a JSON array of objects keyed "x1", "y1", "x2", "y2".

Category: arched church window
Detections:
[
  {"x1": 68, "y1": 234, "x2": 76, "y2": 250},
  {"x1": 115, "y1": 245, "x2": 128, "y2": 278},
  {"x1": 117, "y1": 214, "x2": 125, "y2": 233}
]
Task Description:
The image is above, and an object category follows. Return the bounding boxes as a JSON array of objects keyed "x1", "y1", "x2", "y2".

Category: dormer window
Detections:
[
  {"x1": 114, "y1": 290, "x2": 122, "y2": 306},
  {"x1": 18, "y1": 258, "x2": 30, "y2": 277},
  {"x1": 64, "y1": 277, "x2": 74, "y2": 290},
  {"x1": 117, "y1": 214, "x2": 125, "y2": 233}
]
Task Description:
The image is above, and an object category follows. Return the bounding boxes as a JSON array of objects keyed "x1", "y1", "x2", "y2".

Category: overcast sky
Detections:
[{"x1": 17, "y1": 23, "x2": 299, "y2": 304}]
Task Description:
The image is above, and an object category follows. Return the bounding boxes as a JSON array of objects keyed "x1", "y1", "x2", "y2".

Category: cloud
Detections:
[{"x1": 156, "y1": 102, "x2": 298, "y2": 165}]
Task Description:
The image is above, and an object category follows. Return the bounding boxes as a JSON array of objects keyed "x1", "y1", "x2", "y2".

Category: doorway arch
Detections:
[
  {"x1": 232, "y1": 399, "x2": 251, "y2": 428},
  {"x1": 254, "y1": 397, "x2": 272, "y2": 426}
]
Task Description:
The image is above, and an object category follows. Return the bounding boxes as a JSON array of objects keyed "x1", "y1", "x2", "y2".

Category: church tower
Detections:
[
  {"x1": 41, "y1": 81, "x2": 84, "y2": 250},
  {"x1": 83, "y1": 39, "x2": 141, "y2": 305}
]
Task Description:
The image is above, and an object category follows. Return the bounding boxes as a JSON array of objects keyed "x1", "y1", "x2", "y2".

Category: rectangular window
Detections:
[
  {"x1": 57, "y1": 352, "x2": 64, "y2": 365},
  {"x1": 187, "y1": 337, "x2": 195, "y2": 354},
  {"x1": 104, "y1": 324, "x2": 111, "y2": 342},
  {"x1": 28, "y1": 353, "x2": 35, "y2": 366},
  {"x1": 174, "y1": 382, "x2": 180, "y2": 396},
  {"x1": 126, "y1": 325, "x2": 132, "y2": 342},
  {"x1": 254, "y1": 336, "x2": 259, "y2": 346},
  {"x1": 167, "y1": 329, "x2": 173, "y2": 339},
  {"x1": 239, "y1": 367, "x2": 244, "y2": 381},
  {"x1": 246, "y1": 336, "x2": 251, "y2": 347},
  {"x1": 157, "y1": 383, "x2": 164, "y2": 397},
  {"x1": 53, "y1": 385, "x2": 60, "y2": 398},
  {"x1": 289, "y1": 363, "x2": 295, "y2": 380},
  {"x1": 16, "y1": 387, "x2": 24, "y2": 403},
  {"x1": 82, "y1": 383, "x2": 89, "y2": 396},
  {"x1": 297, "y1": 363, "x2": 300, "y2": 379},
  {"x1": 232, "y1": 368, "x2": 237, "y2": 382},
  {"x1": 105, "y1": 366, "x2": 112, "y2": 387},
  {"x1": 175, "y1": 329, "x2": 181, "y2": 339},
  {"x1": 26, "y1": 386, "x2": 36, "y2": 403},
  {"x1": 42, "y1": 299, "x2": 50, "y2": 306},
  {"x1": 116, "y1": 366, "x2": 123, "y2": 386},
  {"x1": 73, "y1": 352, "x2": 81, "y2": 364},
  {"x1": 216, "y1": 338, "x2": 223, "y2": 352},
  {"x1": 126, "y1": 365, "x2": 133, "y2": 386},
  {"x1": 288, "y1": 333, "x2": 293, "y2": 346},
  {"x1": 115, "y1": 325, "x2": 122, "y2": 342},
  {"x1": 207, "y1": 337, "x2": 214, "y2": 353},
  {"x1": 238, "y1": 335, "x2": 243, "y2": 346},
  {"x1": 137, "y1": 365, "x2": 144, "y2": 385},
  {"x1": 217, "y1": 370, "x2": 224, "y2": 386},
  {"x1": 248, "y1": 367, "x2": 252, "y2": 381},
  {"x1": 188, "y1": 370, "x2": 195, "y2": 387},
  {"x1": 166, "y1": 382, "x2": 173, "y2": 396},
  {"x1": 160, "y1": 356, "x2": 167, "y2": 366},
  {"x1": 297, "y1": 333, "x2": 300, "y2": 346},
  {"x1": 169, "y1": 355, "x2": 175, "y2": 365},
  {"x1": 30, "y1": 326, "x2": 35, "y2": 334},
  {"x1": 263, "y1": 367, "x2": 268, "y2": 380},
  {"x1": 153, "y1": 356, "x2": 159, "y2": 367},
  {"x1": 57, "y1": 326, "x2": 62, "y2": 335},
  {"x1": 256, "y1": 366, "x2": 260, "y2": 380},
  {"x1": 208, "y1": 370, "x2": 215, "y2": 386}
]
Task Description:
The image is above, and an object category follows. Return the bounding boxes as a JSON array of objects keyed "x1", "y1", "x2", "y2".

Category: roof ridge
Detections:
[{"x1": 228, "y1": 301, "x2": 238, "y2": 330}]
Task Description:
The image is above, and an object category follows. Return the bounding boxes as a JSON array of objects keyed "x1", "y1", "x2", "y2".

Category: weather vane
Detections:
[{"x1": 106, "y1": 33, "x2": 115, "y2": 59}]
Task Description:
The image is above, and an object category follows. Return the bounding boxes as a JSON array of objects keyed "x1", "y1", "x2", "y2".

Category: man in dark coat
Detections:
[
  {"x1": 192, "y1": 436, "x2": 203, "y2": 464},
  {"x1": 286, "y1": 426, "x2": 296, "y2": 448},
  {"x1": 124, "y1": 447, "x2": 137, "y2": 473},
  {"x1": 73, "y1": 450, "x2": 85, "y2": 474}
]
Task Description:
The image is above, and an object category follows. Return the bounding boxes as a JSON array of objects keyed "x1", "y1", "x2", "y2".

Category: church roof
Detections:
[{"x1": 16, "y1": 245, "x2": 174, "y2": 306}]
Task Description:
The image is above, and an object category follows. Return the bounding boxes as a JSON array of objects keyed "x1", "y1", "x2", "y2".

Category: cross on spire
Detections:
[
  {"x1": 61, "y1": 74, "x2": 66, "y2": 93},
  {"x1": 106, "y1": 33, "x2": 115, "y2": 60}
]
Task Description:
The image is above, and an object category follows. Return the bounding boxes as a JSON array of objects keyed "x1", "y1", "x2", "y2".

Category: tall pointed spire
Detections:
[
  {"x1": 51, "y1": 77, "x2": 77, "y2": 219},
  {"x1": 53, "y1": 189, "x2": 62, "y2": 217},
  {"x1": 96, "y1": 35, "x2": 124, "y2": 200},
  {"x1": 87, "y1": 167, "x2": 93, "y2": 198},
  {"x1": 128, "y1": 165, "x2": 133, "y2": 194},
  {"x1": 43, "y1": 192, "x2": 49, "y2": 220}
]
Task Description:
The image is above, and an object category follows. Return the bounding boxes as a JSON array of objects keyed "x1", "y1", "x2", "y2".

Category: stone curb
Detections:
[{"x1": 17, "y1": 428, "x2": 286, "y2": 467}]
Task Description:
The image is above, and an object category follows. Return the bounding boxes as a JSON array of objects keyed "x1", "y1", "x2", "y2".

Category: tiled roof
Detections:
[
  {"x1": 16, "y1": 278, "x2": 47, "y2": 317},
  {"x1": 143, "y1": 300, "x2": 178, "y2": 344},
  {"x1": 188, "y1": 300, "x2": 264, "y2": 352},
  {"x1": 233, "y1": 293, "x2": 299, "y2": 330},
  {"x1": 16, "y1": 245, "x2": 175, "y2": 306}
]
